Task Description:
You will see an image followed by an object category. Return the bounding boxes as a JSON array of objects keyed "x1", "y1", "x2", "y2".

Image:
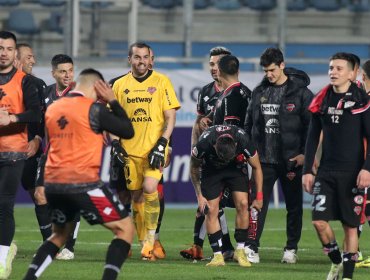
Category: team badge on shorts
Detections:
[
  {"x1": 354, "y1": 206, "x2": 362, "y2": 215},
  {"x1": 354, "y1": 195, "x2": 364, "y2": 205},
  {"x1": 286, "y1": 172, "x2": 296, "y2": 181}
]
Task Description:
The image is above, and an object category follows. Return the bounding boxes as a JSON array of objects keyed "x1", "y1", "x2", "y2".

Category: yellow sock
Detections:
[
  {"x1": 132, "y1": 201, "x2": 146, "y2": 242},
  {"x1": 144, "y1": 191, "x2": 160, "y2": 233}
]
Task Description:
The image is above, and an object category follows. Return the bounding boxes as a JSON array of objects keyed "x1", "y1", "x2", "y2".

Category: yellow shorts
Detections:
[{"x1": 123, "y1": 156, "x2": 164, "y2": 191}]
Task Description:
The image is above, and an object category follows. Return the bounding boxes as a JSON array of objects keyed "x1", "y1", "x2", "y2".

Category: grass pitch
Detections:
[{"x1": 10, "y1": 206, "x2": 370, "y2": 279}]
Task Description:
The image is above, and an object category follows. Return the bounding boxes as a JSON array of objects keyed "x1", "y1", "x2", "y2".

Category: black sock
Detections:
[
  {"x1": 194, "y1": 208, "x2": 205, "y2": 247},
  {"x1": 35, "y1": 204, "x2": 52, "y2": 241},
  {"x1": 102, "y1": 239, "x2": 131, "y2": 280},
  {"x1": 234, "y1": 228, "x2": 248, "y2": 244},
  {"x1": 219, "y1": 208, "x2": 234, "y2": 252},
  {"x1": 342, "y1": 252, "x2": 357, "y2": 279},
  {"x1": 208, "y1": 230, "x2": 223, "y2": 253},
  {"x1": 323, "y1": 241, "x2": 342, "y2": 264},
  {"x1": 65, "y1": 213, "x2": 80, "y2": 252},
  {"x1": 155, "y1": 195, "x2": 165, "y2": 235},
  {"x1": 23, "y1": 241, "x2": 60, "y2": 280}
]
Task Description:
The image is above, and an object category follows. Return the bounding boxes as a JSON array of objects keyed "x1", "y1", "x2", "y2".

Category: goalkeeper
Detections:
[{"x1": 111, "y1": 42, "x2": 181, "y2": 261}]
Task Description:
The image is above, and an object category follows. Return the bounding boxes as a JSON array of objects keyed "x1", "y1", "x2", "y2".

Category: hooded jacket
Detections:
[{"x1": 244, "y1": 67, "x2": 313, "y2": 165}]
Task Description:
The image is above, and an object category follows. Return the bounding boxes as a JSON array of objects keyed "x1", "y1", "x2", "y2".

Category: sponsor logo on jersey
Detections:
[
  {"x1": 286, "y1": 103, "x2": 295, "y2": 112},
  {"x1": 203, "y1": 96, "x2": 209, "y2": 102},
  {"x1": 327, "y1": 107, "x2": 343, "y2": 115},
  {"x1": 265, "y1": 118, "x2": 280, "y2": 134},
  {"x1": 344, "y1": 101, "x2": 355, "y2": 109},
  {"x1": 131, "y1": 108, "x2": 152, "y2": 122},
  {"x1": 261, "y1": 104, "x2": 280, "y2": 115},
  {"x1": 127, "y1": 97, "x2": 152, "y2": 104},
  {"x1": 147, "y1": 87, "x2": 156, "y2": 94},
  {"x1": 206, "y1": 104, "x2": 214, "y2": 112},
  {"x1": 354, "y1": 195, "x2": 364, "y2": 205},
  {"x1": 354, "y1": 206, "x2": 362, "y2": 215}
]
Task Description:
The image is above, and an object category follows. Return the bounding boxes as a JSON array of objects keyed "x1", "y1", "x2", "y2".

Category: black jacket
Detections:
[{"x1": 244, "y1": 67, "x2": 313, "y2": 165}]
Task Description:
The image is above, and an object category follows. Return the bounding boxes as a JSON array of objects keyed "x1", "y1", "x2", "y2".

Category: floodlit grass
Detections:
[{"x1": 10, "y1": 206, "x2": 370, "y2": 279}]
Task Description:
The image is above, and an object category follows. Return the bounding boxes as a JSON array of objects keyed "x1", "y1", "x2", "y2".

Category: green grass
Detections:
[{"x1": 10, "y1": 206, "x2": 370, "y2": 279}]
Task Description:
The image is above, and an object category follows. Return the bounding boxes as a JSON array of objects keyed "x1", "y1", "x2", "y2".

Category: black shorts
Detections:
[
  {"x1": 312, "y1": 169, "x2": 365, "y2": 227},
  {"x1": 21, "y1": 153, "x2": 41, "y2": 190},
  {"x1": 46, "y1": 184, "x2": 129, "y2": 226},
  {"x1": 201, "y1": 166, "x2": 249, "y2": 201}
]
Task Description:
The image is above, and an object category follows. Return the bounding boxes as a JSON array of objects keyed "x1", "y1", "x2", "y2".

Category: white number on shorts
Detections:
[
  {"x1": 314, "y1": 195, "x2": 326, "y2": 211},
  {"x1": 331, "y1": 115, "x2": 339, "y2": 123}
]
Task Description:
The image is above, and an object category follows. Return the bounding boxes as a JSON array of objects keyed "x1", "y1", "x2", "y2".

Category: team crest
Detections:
[
  {"x1": 286, "y1": 104, "x2": 295, "y2": 112},
  {"x1": 354, "y1": 195, "x2": 364, "y2": 205},
  {"x1": 286, "y1": 172, "x2": 296, "y2": 181},
  {"x1": 354, "y1": 206, "x2": 362, "y2": 215},
  {"x1": 260, "y1": 96, "x2": 267, "y2": 103},
  {"x1": 124, "y1": 89, "x2": 130, "y2": 94},
  {"x1": 147, "y1": 87, "x2": 156, "y2": 94}
]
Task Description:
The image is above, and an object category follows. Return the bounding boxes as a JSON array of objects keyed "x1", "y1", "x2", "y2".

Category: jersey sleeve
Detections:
[
  {"x1": 161, "y1": 76, "x2": 181, "y2": 111},
  {"x1": 238, "y1": 129, "x2": 257, "y2": 158},
  {"x1": 191, "y1": 130, "x2": 212, "y2": 159},
  {"x1": 196, "y1": 87, "x2": 206, "y2": 116}
]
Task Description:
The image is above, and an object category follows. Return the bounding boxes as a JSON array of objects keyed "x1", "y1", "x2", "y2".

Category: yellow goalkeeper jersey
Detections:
[{"x1": 113, "y1": 70, "x2": 181, "y2": 158}]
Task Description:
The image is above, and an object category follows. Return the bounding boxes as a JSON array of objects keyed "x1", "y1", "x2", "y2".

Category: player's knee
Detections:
[
  {"x1": 235, "y1": 198, "x2": 248, "y2": 213},
  {"x1": 0, "y1": 195, "x2": 15, "y2": 214},
  {"x1": 312, "y1": 220, "x2": 328, "y2": 232},
  {"x1": 113, "y1": 217, "x2": 135, "y2": 243}
]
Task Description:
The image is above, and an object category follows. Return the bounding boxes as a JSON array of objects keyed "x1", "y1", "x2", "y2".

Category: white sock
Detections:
[{"x1": 0, "y1": 245, "x2": 10, "y2": 266}]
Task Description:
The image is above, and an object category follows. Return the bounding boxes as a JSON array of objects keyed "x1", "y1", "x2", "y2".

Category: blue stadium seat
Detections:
[
  {"x1": 287, "y1": 0, "x2": 308, "y2": 11},
  {"x1": 7, "y1": 9, "x2": 39, "y2": 35},
  {"x1": 311, "y1": 0, "x2": 341, "y2": 11},
  {"x1": 348, "y1": 0, "x2": 370, "y2": 12},
  {"x1": 147, "y1": 0, "x2": 177, "y2": 9},
  {"x1": 0, "y1": 0, "x2": 20, "y2": 6},
  {"x1": 214, "y1": 0, "x2": 241, "y2": 10},
  {"x1": 246, "y1": 0, "x2": 277, "y2": 11},
  {"x1": 39, "y1": 0, "x2": 65, "y2": 6},
  {"x1": 48, "y1": 11, "x2": 64, "y2": 34},
  {"x1": 80, "y1": 1, "x2": 112, "y2": 8},
  {"x1": 194, "y1": 0, "x2": 211, "y2": 9}
]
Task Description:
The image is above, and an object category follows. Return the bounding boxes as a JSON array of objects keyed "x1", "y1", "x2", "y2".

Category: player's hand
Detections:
[
  {"x1": 27, "y1": 138, "x2": 41, "y2": 158},
  {"x1": 95, "y1": 80, "x2": 116, "y2": 103},
  {"x1": 13, "y1": 59, "x2": 23, "y2": 71},
  {"x1": 250, "y1": 199, "x2": 263, "y2": 212},
  {"x1": 289, "y1": 154, "x2": 304, "y2": 167},
  {"x1": 302, "y1": 174, "x2": 315, "y2": 193},
  {"x1": 199, "y1": 117, "x2": 212, "y2": 131},
  {"x1": 0, "y1": 108, "x2": 10, "y2": 126},
  {"x1": 357, "y1": 169, "x2": 370, "y2": 189},
  {"x1": 197, "y1": 194, "x2": 209, "y2": 215},
  {"x1": 111, "y1": 139, "x2": 128, "y2": 167},
  {"x1": 148, "y1": 137, "x2": 168, "y2": 170}
]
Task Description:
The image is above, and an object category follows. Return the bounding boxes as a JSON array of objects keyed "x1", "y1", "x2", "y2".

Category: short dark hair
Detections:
[
  {"x1": 330, "y1": 52, "x2": 355, "y2": 70},
  {"x1": 218, "y1": 55, "x2": 239, "y2": 75},
  {"x1": 128, "y1": 42, "x2": 151, "y2": 57},
  {"x1": 260, "y1": 47, "x2": 284, "y2": 67},
  {"x1": 362, "y1": 60, "x2": 370, "y2": 78},
  {"x1": 51, "y1": 54, "x2": 73, "y2": 70},
  {"x1": 209, "y1": 46, "x2": 231, "y2": 57},
  {"x1": 215, "y1": 135, "x2": 237, "y2": 163},
  {"x1": 79, "y1": 68, "x2": 104, "y2": 81},
  {"x1": 0, "y1": 31, "x2": 17, "y2": 44},
  {"x1": 16, "y1": 43, "x2": 32, "y2": 59},
  {"x1": 350, "y1": 53, "x2": 360, "y2": 68}
]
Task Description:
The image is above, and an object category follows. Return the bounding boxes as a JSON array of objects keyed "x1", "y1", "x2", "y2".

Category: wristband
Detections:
[{"x1": 256, "y1": 191, "x2": 263, "y2": 200}]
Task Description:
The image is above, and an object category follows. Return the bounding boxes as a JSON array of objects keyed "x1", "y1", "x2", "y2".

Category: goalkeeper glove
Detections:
[
  {"x1": 111, "y1": 139, "x2": 128, "y2": 167},
  {"x1": 148, "y1": 137, "x2": 168, "y2": 170}
]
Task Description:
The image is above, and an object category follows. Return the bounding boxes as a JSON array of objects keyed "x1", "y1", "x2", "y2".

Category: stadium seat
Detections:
[
  {"x1": 39, "y1": 0, "x2": 65, "y2": 6},
  {"x1": 80, "y1": 1, "x2": 112, "y2": 8},
  {"x1": 0, "y1": 0, "x2": 20, "y2": 6},
  {"x1": 48, "y1": 11, "x2": 64, "y2": 34},
  {"x1": 7, "y1": 9, "x2": 39, "y2": 35},
  {"x1": 214, "y1": 0, "x2": 241, "y2": 10},
  {"x1": 245, "y1": 0, "x2": 277, "y2": 11},
  {"x1": 194, "y1": 0, "x2": 211, "y2": 9},
  {"x1": 147, "y1": 0, "x2": 177, "y2": 9},
  {"x1": 311, "y1": 0, "x2": 341, "y2": 11},
  {"x1": 287, "y1": 0, "x2": 308, "y2": 11},
  {"x1": 347, "y1": 0, "x2": 370, "y2": 12}
]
